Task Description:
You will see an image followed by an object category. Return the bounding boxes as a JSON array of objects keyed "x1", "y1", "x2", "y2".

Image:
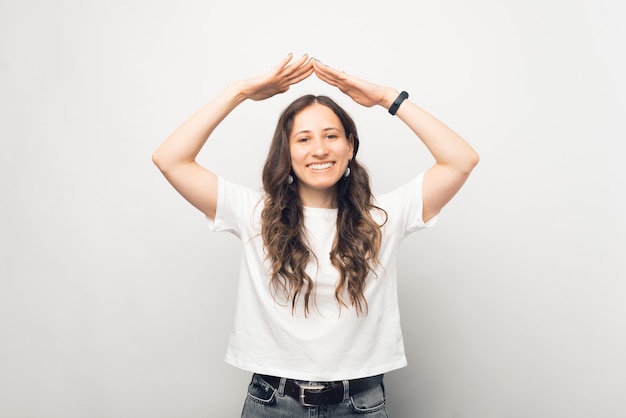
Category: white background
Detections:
[{"x1": 1, "y1": 0, "x2": 625, "y2": 417}]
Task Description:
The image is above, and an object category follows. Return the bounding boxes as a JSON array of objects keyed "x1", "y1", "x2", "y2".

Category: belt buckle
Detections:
[{"x1": 298, "y1": 383, "x2": 326, "y2": 407}]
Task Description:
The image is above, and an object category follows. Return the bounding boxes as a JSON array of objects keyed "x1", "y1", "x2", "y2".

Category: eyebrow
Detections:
[{"x1": 292, "y1": 127, "x2": 341, "y2": 137}]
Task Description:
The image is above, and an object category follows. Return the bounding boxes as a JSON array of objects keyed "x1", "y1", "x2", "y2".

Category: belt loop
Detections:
[
  {"x1": 342, "y1": 379, "x2": 350, "y2": 402},
  {"x1": 277, "y1": 377, "x2": 287, "y2": 396}
]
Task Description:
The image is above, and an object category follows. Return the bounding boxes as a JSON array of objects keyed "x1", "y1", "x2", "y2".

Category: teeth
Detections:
[{"x1": 309, "y1": 162, "x2": 333, "y2": 170}]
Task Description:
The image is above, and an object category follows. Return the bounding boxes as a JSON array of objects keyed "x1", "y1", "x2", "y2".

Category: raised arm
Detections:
[
  {"x1": 312, "y1": 60, "x2": 479, "y2": 222},
  {"x1": 152, "y1": 54, "x2": 314, "y2": 219}
]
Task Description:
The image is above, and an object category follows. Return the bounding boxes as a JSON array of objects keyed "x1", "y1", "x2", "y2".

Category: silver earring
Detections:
[
  {"x1": 287, "y1": 175, "x2": 294, "y2": 185},
  {"x1": 344, "y1": 167, "x2": 351, "y2": 178}
]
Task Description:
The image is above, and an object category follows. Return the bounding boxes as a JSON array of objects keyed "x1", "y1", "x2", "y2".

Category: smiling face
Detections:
[{"x1": 289, "y1": 103, "x2": 354, "y2": 208}]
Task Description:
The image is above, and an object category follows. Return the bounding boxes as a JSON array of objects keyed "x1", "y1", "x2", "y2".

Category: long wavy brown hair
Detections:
[{"x1": 261, "y1": 95, "x2": 387, "y2": 316}]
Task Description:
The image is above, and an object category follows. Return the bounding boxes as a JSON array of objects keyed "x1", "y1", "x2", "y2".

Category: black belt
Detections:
[{"x1": 259, "y1": 374, "x2": 383, "y2": 406}]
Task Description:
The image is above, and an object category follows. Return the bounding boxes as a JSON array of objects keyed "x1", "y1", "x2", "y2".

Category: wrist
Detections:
[
  {"x1": 226, "y1": 81, "x2": 250, "y2": 105},
  {"x1": 379, "y1": 87, "x2": 400, "y2": 110},
  {"x1": 388, "y1": 90, "x2": 409, "y2": 115}
]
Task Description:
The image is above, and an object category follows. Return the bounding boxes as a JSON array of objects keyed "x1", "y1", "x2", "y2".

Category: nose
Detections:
[{"x1": 311, "y1": 137, "x2": 328, "y2": 157}]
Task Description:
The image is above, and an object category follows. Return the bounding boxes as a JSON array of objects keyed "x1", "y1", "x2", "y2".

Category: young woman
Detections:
[{"x1": 153, "y1": 54, "x2": 478, "y2": 417}]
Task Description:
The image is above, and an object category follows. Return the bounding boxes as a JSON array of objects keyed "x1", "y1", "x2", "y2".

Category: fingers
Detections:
[
  {"x1": 288, "y1": 64, "x2": 314, "y2": 85},
  {"x1": 289, "y1": 53, "x2": 311, "y2": 69},
  {"x1": 287, "y1": 55, "x2": 314, "y2": 78},
  {"x1": 280, "y1": 52, "x2": 296, "y2": 65},
  {"x1": 286, "y1": 59, "x2": 314, "y2": 88},
  {"x1": 272, "y1": 53, "x2": 298, "y2": 75},
  {"x1": 277, "y1": 53, "x2": 310, "y2": 75},
  {"x1": 312, "y1": 59, "x2": 348, "y2": 88},
  {"x1": 276, "y1": 55, "x2": 352, "y2": 85},
  {"x1": 270, "y1": 54, "x2": 377, "y2": 93},
  {"x1": 311, "y1": 59, "x2": 387, "y2": 108},
  {"x1": 273, "y1": 53, "x2": 314, "y2": 85}
]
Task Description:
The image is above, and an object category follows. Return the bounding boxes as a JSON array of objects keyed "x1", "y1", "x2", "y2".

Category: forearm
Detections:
[
  {"x1": 384, "y1": 91, "x2": 479, "y2": 173},
  {"x1": 152, "y1": 83, "x2": 247, "y2": 172}
]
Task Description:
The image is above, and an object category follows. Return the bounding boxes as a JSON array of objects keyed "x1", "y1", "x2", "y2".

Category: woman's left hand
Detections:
[{"x1": 312, "y1": 59, "x2": 397, "y2": 109}]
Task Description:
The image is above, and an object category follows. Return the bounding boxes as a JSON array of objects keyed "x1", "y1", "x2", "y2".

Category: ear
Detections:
[{"x1": 348, "y1": 133, "x2": 355, "y2": 159}]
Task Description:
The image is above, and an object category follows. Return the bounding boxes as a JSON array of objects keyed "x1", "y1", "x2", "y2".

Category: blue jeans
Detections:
[{"x1": 241, "y1": 373, "x2": 389, "y2": 417}]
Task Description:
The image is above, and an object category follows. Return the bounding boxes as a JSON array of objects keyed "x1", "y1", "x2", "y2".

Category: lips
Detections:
[{"x1": 307, "y1": 162, "x2": 334, "y2": 170}]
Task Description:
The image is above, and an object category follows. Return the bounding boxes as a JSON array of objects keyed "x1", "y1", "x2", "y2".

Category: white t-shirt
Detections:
[{"x1": 207, "y1": 173, "x2": 437, "y2": 381}]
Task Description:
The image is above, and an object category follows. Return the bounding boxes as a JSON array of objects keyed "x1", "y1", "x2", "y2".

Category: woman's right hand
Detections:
[
  {"x1": 235, "y1": 54, "x2": 314, "y2": 101},
  {"x1": 153, "y1": 54, "x2": 314, "y2": 220}
]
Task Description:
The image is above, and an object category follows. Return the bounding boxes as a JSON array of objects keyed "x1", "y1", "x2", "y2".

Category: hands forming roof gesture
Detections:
[{"x1": 237, "y1": 54, "x2": 396, "y2": 109}]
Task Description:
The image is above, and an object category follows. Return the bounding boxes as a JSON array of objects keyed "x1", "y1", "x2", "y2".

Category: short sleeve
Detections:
[
  {"x1": 376, "y1": 172, "x2": 439, "y2": 237},
  {"x1": 207, "y1": 176, "x2": 262, "y2": 238}
]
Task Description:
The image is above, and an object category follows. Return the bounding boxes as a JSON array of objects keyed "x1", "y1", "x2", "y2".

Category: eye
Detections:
[
  {"x1": 297, "y1": 136, "x2": 310, "y2": 143},
  {"x1": 326, "y1": 134, "x2": 338, "y2": 140}
]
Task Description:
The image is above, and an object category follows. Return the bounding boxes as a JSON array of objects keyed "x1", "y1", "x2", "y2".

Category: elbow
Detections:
[
  {"x1": 152, "y1": 149, "x2": 165, "y2": 172},
  {"x1": 152, "y1": 150, "x2": 175, "y2": 176},
  {"x1": 459, "y1": 149, "x2": 479, "y2": 175},
  {"x1": 468, "y1": 150, "x2": 480, "y2": 171},
  {"x1": 152, "y1": 147, "x2": 196, "y2": 177},
  {"x1": 152, "y1": 146, "x2": 174, "y2": 173}
]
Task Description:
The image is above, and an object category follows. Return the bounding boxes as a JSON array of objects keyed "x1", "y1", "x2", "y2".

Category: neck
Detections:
[{"x1": 298, "y1": 186, "x2": 337, "y2": 208}]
